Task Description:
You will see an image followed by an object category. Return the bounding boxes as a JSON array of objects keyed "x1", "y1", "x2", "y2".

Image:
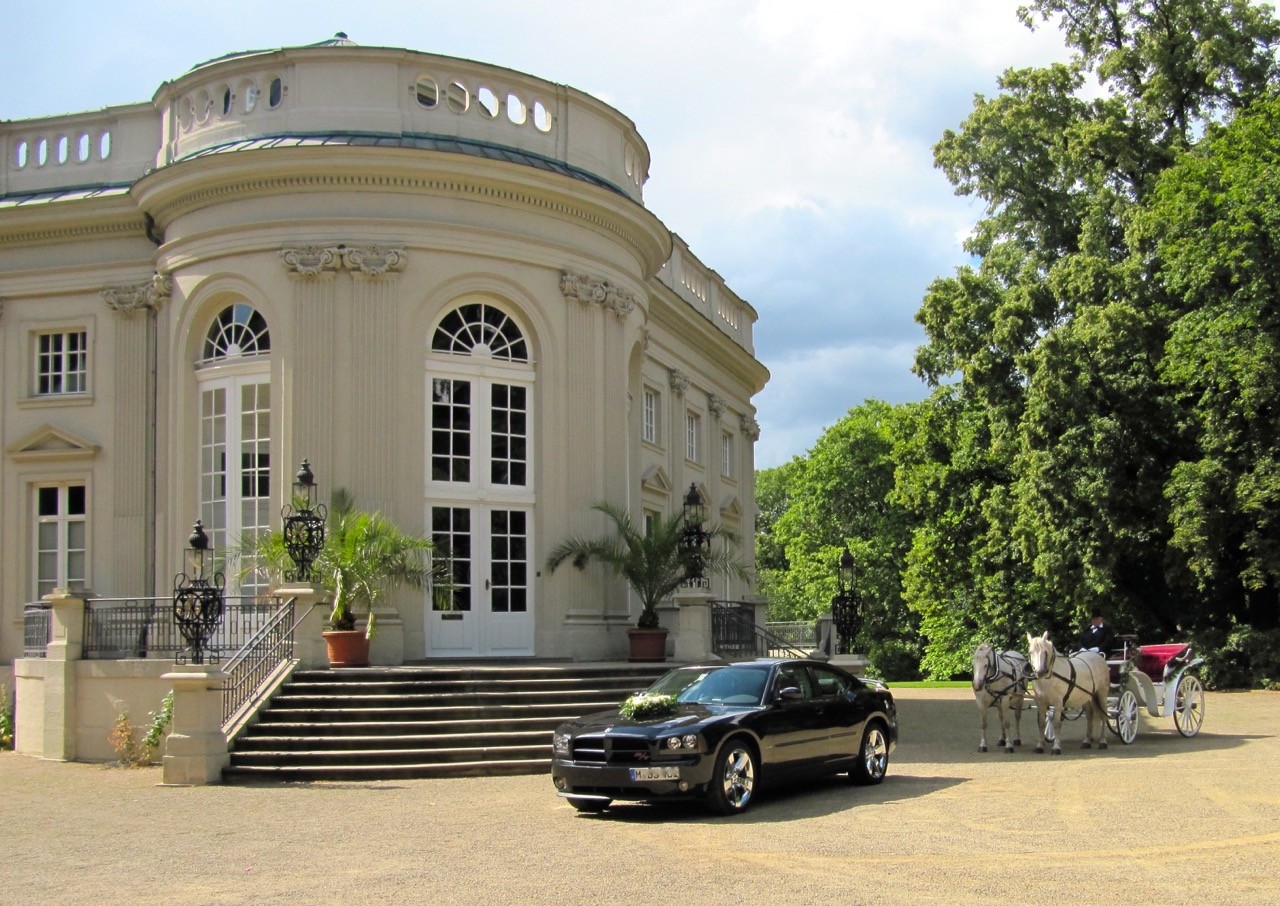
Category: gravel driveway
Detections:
[{"x1": 2, "y1": 687, "x2": 1277, "y2": 905}]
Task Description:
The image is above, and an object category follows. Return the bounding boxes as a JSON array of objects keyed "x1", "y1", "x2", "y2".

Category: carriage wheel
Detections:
[
  {"x1": 1174, "y1": 673, "x2": 1205, "y2": 737},
  {"x1": 1111, "y1": 689, "x2": 1139, "y2": 744}
]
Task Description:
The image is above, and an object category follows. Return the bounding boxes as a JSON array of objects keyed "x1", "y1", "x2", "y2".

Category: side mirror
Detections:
[{"x1": 776, "y1": 686, "x2": 803, "y2": 702}]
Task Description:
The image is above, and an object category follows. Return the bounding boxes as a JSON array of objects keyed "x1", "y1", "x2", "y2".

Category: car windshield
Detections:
[{"x1": 646, "y1": 665, "x2": 770, "y2": 707}]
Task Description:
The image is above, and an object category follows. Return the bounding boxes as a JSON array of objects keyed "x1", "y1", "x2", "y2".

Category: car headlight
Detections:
[
  {"x1": 552, "y1": 732, "x2": 572, "y2": 755},
  {"x1": 661, "y1": 734, "x2": 703, "y2": 751}
]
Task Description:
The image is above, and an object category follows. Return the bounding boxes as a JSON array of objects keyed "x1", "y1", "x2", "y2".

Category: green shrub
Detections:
[{"x1": 1193, "y1": 624, "x2": 1280, "y2": 690}]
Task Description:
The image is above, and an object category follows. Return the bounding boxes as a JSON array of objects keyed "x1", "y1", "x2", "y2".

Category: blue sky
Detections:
[{"x1": 2, "y1": 0, "x2": 1067, "y2": 466}]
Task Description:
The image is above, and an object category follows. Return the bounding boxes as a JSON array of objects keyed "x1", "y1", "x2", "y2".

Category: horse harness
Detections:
[
  {"x1": 979, "y1": 651, "x2": 1028, "y2": 702},
  {"x1": 1036, "y1": 647, "x2": 1100, "y2": 703}
]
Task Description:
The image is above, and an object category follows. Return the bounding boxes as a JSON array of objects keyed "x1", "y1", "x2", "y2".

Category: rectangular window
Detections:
[
  {"x1": 35, "y1": 483, "x2": 87, "y2": 598},
  {"x1": 36, "y1": 330, "x2": 88, "y2": 395},
  {"x1": 431, "y1": 379, "x2": 472, "y2": 483},
  {"x1": 642, "y1": 389, "x2": 658, "y2": 444},
  {"x1": 721, "y1": 431, "x2": 734, "y2": 478},
  {"x1": 686, "y1": 412, "x2": 701, "y2": 463}
]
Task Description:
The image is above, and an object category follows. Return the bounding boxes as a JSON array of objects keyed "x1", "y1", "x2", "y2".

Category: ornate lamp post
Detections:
[
  {"x1": 681, "y1": 483, "x2": 710, "y2": 588},
  {"x1": 831, "y1": 545, "x2": 863, "y2": 655},
  {"x1": 282, "y1": 459, "x2": 327, "y2": 583},
  {"x1": 172, "y1": 520, "x2": 226, "y2": 665}
]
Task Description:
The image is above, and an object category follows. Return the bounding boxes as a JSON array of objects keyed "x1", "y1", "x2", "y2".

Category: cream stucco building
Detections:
[{"x1": 0, "y1": 35, "x2": 768, "y2": 667}]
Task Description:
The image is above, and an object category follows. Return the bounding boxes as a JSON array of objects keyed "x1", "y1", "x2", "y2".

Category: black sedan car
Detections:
[{"x1": 551, "y1": 658, "x2": 897, "y2": 815}]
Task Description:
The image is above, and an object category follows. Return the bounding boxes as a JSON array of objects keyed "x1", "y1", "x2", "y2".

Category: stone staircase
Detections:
[{"x1": 222, "y1": 662, "x2": 669, "y2": 783}]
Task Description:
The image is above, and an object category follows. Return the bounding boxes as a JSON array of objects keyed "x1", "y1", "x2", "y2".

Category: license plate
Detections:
[{"x1": 629, "y1": 766, "x2": 680, "y2": 782}]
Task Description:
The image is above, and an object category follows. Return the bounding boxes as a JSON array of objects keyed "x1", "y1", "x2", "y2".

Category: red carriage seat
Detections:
[{"x1": 1136, "y1": 644, "x2": 1190, "y2": 679}]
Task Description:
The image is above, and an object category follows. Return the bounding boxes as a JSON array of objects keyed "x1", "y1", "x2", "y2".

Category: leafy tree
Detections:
[
  {"x1": 759, "y1": 401, "x2": 921, "y2": 677},
  {"x1": 899, "y1": 0, "x2": 1280, "y2": 673},
  {"x1": 1137, "y1": 93, "x2": 1280, "y2": 631}
]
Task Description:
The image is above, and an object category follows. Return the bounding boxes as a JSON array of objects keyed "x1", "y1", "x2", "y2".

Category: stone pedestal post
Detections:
[
  {"x1": 673, "y1": 585, "x2": 721, "y2": 664},
  {"x1": 274, "y1": 583, "x2": 331, "y2": 669},
  {"x1": 161, "y1": 664, "x2": 229, "y2": 785},
  {"x1": 43, "y1": 589, "x2": 85, "y2": 760}
]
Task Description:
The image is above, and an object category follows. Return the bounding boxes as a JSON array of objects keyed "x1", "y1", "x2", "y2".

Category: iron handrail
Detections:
[
  {"x1": 221, "y1": 596, "x2": 300, "y2": 732},
  {"x1": 710, "y1": 599, "x2": 810, "y2": 660}
]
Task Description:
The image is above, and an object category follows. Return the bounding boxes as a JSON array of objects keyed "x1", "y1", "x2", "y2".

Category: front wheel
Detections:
[
  {"x1": 706, "y1": 739, "x2": 758, "y2": 815},
  {"x1": 850, "y1": 722, "x2": 890, "y2": 785},
  {"x1": 1111, "y1": 689, "x2": 1139, "y2": 744},
  {"x1": 1174, "y1": 673, "x2": 1205, "y2": 737}
]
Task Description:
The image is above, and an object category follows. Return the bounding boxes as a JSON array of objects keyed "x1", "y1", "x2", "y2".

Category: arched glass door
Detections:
[
  {"x1": 425, "y1": 302, "x2": 534, "y2": 656},
  {"x1": 196, "y1": 303, "x2": 271, "y2": 598}
]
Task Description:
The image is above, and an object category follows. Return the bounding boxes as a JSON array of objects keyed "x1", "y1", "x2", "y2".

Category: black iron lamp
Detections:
[
  {"x1": 831, "y1": 545, "x2": 863, "y2": 655},
  {"x1": 681, "y1": 483, "x2": 710, "y2": 587},
  {"x1": 282, "y1": 459, "x2": 327, "y2": 583},
  {"x1": 172, "y1": 519, "x2": 226, "y2": 665}
]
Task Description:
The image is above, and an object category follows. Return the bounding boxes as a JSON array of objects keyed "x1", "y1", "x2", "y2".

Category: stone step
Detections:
[
  {"x1": 223, "y1": 662, "x2": 667, "y2": 783},
  {"x1": 234, "y1": 729, "x2": 552, "y2": 752},
  {"x1": 230, "y1": 741, "x2": 551, "y2": 767},
  {"x1": 222, "y1": 757, "x2": 551, "y2": 782}
]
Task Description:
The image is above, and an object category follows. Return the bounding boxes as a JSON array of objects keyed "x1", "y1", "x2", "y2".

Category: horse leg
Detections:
[
  {"x1": 1096, "y1": 690, "x2": 1109, "y2": 750},
  {"x1": 975, "y1": 694, "x2": 989, "y2": 753},
  {"x1": 1050, "y1": 703, "x2": 1064, "y2": 755},
  {"x1": 1011, "y1": 695, "x2": 1024, "y2": 747},
  {"x1": 1034, "y1": 696, "x2": 1048, "y2": 753},
  {"x1": 997, "y1": 699, "x2": 1014, "y2": 753}
]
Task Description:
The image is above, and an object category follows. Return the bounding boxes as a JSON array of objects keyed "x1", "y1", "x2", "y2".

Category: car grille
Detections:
[{"x1": 570, "y1": 734, "x2": 652, "y2": 764}]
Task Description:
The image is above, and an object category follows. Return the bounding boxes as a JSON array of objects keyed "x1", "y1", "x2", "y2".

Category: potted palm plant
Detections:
[
  {"x1": 243, "y1": 488, "x2": 450, "y2": 666},
  {"x1": 546, "y1": 501, "x2": 744, "y2": 661}
]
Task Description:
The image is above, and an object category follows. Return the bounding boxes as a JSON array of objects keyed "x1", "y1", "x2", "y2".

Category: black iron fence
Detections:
[
  {"x1": 710, "y1": 600, "x2": 810, "y2": 660},
  {"x1": 222, "y1": 596, "x2": 299, "y2": 731},
  {"x1": 20, "y1": 595, "x2": 288, "y2": 661},
  {"x1": 23, "y1": 603, "x2": 52, "y2": 658}
]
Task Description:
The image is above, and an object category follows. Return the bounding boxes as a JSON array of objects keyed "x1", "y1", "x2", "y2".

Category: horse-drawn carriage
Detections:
[
  {"x1": 1101, "y1": 635, "x2": 1206, "y2": 744},
  {"x1": 973, "y1": 634, "x2": 1207, "y2": 753}
]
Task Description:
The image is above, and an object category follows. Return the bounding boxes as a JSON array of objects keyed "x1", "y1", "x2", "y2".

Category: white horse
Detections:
[
  {"x1": 972, "y1": 643, "x2": 1029, "y2": 753},
  {"x1": 1026, "y1": 632, "x2": 1111, "y2": 755}
]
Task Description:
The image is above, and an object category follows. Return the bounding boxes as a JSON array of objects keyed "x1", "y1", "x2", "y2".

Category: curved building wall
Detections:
[{"x1": 0, "y1": 39, "x2": 767, "y2": 664}]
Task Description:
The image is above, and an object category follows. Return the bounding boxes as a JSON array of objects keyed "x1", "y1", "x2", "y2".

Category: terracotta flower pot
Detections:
[
  {"x1": 322, "y1": 629, "x2": 370, "y2": 667},
  {"x1": 626, "y1": 627, "x2": 669, "y2": 662}
]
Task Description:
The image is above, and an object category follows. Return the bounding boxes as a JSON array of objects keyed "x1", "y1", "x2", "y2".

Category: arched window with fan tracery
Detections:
[
  {"x1": 196, "y1": 302, "x2": 272, "y2": 595},
  {"x1": 425, "y1": 299, "x2": 535, "y2": 657}
]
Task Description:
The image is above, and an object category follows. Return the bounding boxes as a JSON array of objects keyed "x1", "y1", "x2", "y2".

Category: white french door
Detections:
[
  {"x1": 425, "y1": 370, "x2": 535, "y2": 656},
  {"x1": 427, "y1": 503, "x2": 533, "y2": 656}
]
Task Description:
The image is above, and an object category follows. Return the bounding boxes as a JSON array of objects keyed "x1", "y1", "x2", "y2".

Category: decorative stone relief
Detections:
[
  {"x1": 560, "y1": 270, "x2": 636, "y2": 318},
  {"x1": 668, "y1": 368, "x2": 690, "y2": 396},
  {"x1": 280, "y1": 245, "x2": 341, "y2": 276},
  {"x1": 708, "y1": 394, "x2": 727, "y2": 419},
  {"x1": 280, "y1": 244, "x2": 407, "y2": 277},
  {"x1": 739, "y1": 413, "x2": 761, "y2": 440},
  {"x1": 103, "y1": 272, "x2": 171, "y2": 313},
  {"x1": 341, "y1": 245, "x2": 407, "y2": 278}
]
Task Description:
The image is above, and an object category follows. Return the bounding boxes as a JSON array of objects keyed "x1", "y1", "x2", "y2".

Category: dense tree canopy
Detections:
[{"x1": 759, "y1": 0, "x2": 1280, "y2": 681}]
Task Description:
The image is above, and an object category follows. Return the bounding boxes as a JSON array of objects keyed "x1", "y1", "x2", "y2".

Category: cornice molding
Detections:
[
  {"x1": 144, "y1": 169, "x2": 658, "y2": 258},
  {"x1": 103, "y1": 272, "x2": 172, "y2": 314},
  {"x1": 559, "y1": 270, "x2": 636, "y2": 319},
  {"x1": 0, "y1": 217, "x2": 147, "y2": 247}
]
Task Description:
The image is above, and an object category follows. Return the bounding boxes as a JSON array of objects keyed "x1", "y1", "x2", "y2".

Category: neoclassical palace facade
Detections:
[{"x1": 0, "y1": 36, "x2": 768, "y2": 665}]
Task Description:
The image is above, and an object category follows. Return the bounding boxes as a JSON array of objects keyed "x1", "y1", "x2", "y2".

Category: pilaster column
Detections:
[
  {"x1": 103, "y1": 274, "x2": 169, "y2": 595},
  {"x1": 345, "y1": 246, "x2": 405, "y2": 513},
  {"x1": 281, "y1": 249, "x2": 339, "y2": 489}
]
